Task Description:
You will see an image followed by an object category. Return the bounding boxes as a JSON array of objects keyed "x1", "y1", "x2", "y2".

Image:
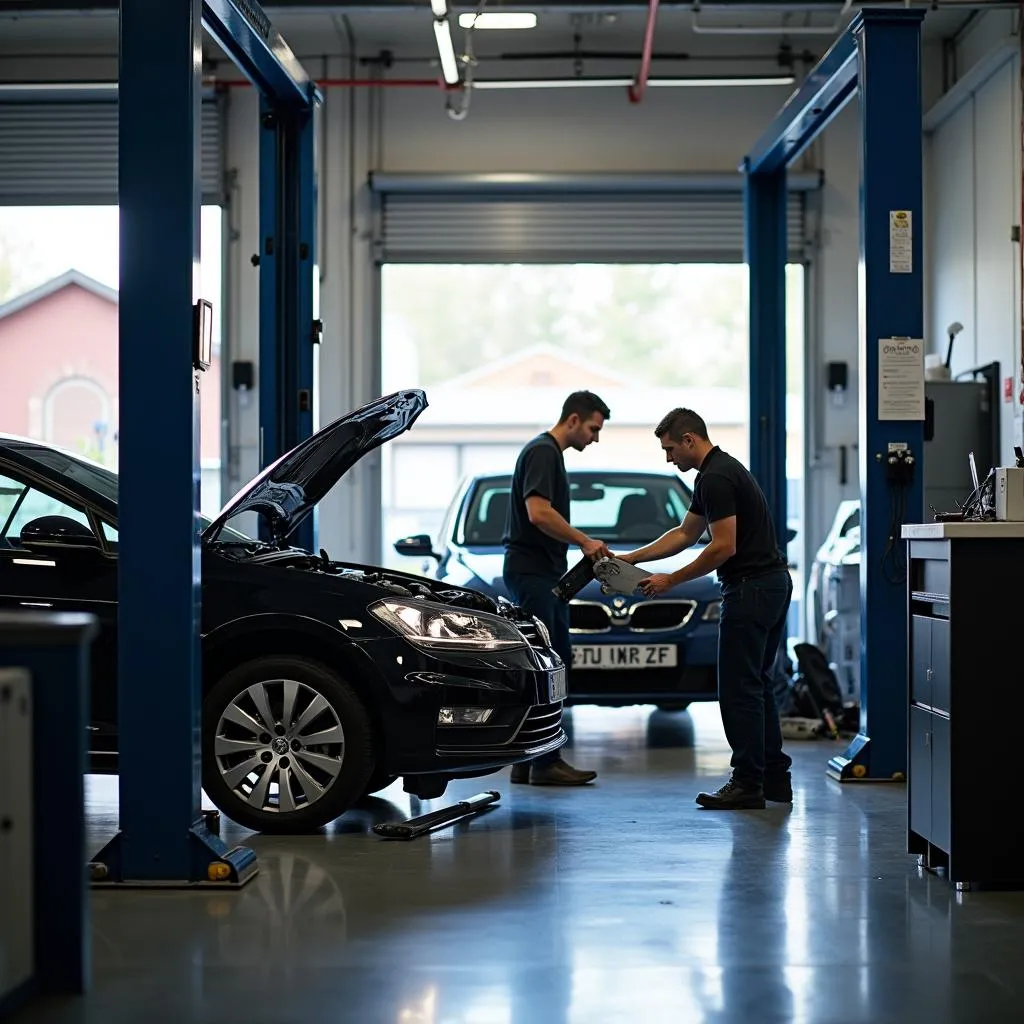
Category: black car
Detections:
[{"x1": 0, "y1": 390, "x2": 566, "y2": 833}]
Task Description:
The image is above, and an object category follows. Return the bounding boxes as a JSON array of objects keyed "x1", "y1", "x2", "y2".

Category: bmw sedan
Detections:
[
  {"x1": 0, "y1": 390, "x2": 566, "y2": 833},
  {"x1": 395, "y1": 470, "x2": 722, "y2": 711}
]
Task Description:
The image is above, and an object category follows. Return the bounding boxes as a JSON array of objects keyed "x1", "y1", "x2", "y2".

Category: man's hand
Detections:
[
  {"x1": 580, "y1": 537, "x2": 612, "y2": 561},
  {"x1": 639, "y1": 573, "x2": 675, "y2": 597}
]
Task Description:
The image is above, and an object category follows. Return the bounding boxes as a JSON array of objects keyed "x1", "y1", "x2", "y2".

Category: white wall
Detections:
[
  {"x1": 222, "y1": 56, "x2": 866, "y2": 572},
  {"x1": 925, "y1": 16, "x2": 1022, "y2": 464}
]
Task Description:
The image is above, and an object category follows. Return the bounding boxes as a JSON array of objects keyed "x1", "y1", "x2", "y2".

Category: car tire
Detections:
[{"x1": 202, "y1": 655, "x2": 374, "y2": 834}]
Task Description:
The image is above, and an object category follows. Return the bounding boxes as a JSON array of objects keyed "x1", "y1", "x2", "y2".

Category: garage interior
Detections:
[{"x1": 2, "y1": 1, "x2": 1024, "y2": 1022}]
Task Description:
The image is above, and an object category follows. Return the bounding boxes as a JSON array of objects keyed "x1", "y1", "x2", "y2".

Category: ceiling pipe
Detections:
[
  {"x1": 691, "y1": 0, "x2": 854, "y2": 35},
  {"x1": 628, "y1": 0, "x2": 661, "y2": 103},
  {"x1": 212, "y1": 76, "x2": 450, "y2": 88}
]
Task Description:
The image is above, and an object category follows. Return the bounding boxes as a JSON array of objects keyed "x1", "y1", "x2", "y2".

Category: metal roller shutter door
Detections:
[
  {"x1": 0, "y1": 97, "x2": 225, "y2": 205},
  {"x1": 372, "y1": 174, "x2": 813, "y2": 264}
]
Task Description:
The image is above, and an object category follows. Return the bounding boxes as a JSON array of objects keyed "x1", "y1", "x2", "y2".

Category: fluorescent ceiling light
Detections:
[
  {"x1": 433, "y1": 19, "x2": 461, "y2": 86},
  {"x1": 430, "y1": 0, "x2": 447, "y2": 17},
  {"x1": 471, "y1": 75, "x2": 795, "y2": 90},
  {"x1": 458, "y1": 12, "x2": 538, "y2": 29}
]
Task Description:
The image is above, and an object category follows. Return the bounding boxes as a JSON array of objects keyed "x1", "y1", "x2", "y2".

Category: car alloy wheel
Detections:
[
  {"x1": 203, "y1": 656, "x2": 374, "y2": 834},
  {"x1": 214, "y1": 677, "x2": 346, "y2": 815}
]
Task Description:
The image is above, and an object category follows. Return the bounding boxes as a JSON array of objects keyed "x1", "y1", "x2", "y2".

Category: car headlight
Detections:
[
  {"x1": 370, "y1": 598, "x2": 528, "y2": 652},
  {"x1": 702, "y1": 600, "x2": 722, "y2": 622}
]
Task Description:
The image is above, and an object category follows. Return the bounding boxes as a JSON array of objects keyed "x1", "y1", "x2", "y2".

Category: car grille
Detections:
[
  {"x1": 512, "y1": 702, "x2": 563, "y2": 750},
  {"x1": 512, "y1": 616, "x2": 548, "y2": 648},
  {"x1": 570, "y1": 601, "x2": 611, "y2": 633},
  {"x1": 629, "y1": 600, "x2": 698, "y2": 632}
]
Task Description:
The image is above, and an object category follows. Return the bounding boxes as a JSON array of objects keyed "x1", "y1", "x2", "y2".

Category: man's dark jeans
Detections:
[
  {"x1": 718, "y1": 568, "x2": 794, "y2": 788},
  {"x1": 503, "y1": 569, "x2": 569, "y2": 768}
]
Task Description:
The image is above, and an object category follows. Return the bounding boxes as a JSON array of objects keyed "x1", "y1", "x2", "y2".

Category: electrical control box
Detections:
[{"x1": 995, "y1": 467, "x2": 1024, "y2": 521}]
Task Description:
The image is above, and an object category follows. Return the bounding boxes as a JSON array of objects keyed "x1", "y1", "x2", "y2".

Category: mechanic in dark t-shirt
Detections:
[
  {"x1": 503, "y1": 391, "x2": 612, "y2": 787},
  {"x1": 622, "y1": 408, "x2": 793, "y2": 810}
]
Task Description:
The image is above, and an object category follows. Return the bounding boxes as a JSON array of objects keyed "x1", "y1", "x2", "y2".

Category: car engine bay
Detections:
[{"x1": 214, "y1": 541, "x2": 507, "y2": 614}]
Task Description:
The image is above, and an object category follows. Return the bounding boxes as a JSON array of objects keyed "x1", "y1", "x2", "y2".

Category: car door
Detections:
[{"x1": 0, "y1": 471, "x2": 119, "y2": 752}]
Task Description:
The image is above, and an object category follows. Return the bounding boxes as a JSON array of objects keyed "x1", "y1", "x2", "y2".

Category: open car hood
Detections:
[{"x1": 203, "y1": 389, "x2": 428, "y2": 544}]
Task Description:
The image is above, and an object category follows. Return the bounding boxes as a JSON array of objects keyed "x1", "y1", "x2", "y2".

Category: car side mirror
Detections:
[
  {"x1": 394, "y1": 534, "x2": 440, "y2": 561},
  {"x1": 19, "y1": 515, "x2": 103, "y2": 557}
]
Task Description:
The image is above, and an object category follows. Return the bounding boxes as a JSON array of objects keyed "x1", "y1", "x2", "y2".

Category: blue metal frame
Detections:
[
  {"x1": 258, "y1": 96, "x2": 318, "y2": 553},
  {"x1": 99, "y1": 0, "x2": 317, "y2": 885},
  {"x1": 744, "y1": 168, "x2": 789, "y2": 554},
  {"x1": 742, "y1": 8, "x2": 925, "y2": 782}
]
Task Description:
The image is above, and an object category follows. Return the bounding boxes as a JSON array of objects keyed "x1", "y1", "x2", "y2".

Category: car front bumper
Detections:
[{"x1": 368, "y1": 627, "x2": 570, "y2": 775}]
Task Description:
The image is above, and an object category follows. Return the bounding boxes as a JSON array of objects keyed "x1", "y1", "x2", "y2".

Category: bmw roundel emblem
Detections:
[{"x1": 612, "y1": 597, "x2": 627, "y2": 611}]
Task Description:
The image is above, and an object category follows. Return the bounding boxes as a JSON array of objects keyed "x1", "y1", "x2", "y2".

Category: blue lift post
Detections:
[
  {"x1": 95, "y1": 0, "x2": 318, "y2": 887},
  {"x1": 258, "y1": 94, "x2": 319, "y2": 553},
  {"x1": 742, "y1": 8, "x2": 925, "y2": 782}
]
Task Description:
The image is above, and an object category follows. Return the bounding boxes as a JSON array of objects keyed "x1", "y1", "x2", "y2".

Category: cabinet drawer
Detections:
[
  {"x1": 930, "y1": 617, "x2": 950, "y2": 713},
  {"x1": 921, "y1": 557, "x2": 950, "y2": 600},
  {"x1": 911, "y1": 615, "x2": 932, "y2": 706},
  {"x1": 909, "y1": 707, "x2": 932, "y2": 840}
]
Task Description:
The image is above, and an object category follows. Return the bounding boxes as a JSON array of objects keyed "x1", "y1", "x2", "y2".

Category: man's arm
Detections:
[
  {"x1": 526, "y1": 496, "x2": 610, "y2": 561},
  {"x1": 621, "y1": 511, "x2": 706, "y2": 565},
  {"x1": 638, "y1": 477, "x2": 737, "y2": 595},
  {"x1": 665, "y1": 515, "x2": 736, "y2": 585}
]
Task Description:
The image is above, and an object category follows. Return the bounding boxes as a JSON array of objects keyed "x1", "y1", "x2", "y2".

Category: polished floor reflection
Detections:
[{"x1": 15, "y1": 704, "x2": 1024, "y2": 1023}]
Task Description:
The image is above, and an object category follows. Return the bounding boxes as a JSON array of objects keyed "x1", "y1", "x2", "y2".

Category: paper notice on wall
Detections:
[
  {"x1": 889, "y1": 210, "x2": 912, "y2": 273},
  {"x1": 879, "y1": 338, "x2": 925, "y2": 421}
]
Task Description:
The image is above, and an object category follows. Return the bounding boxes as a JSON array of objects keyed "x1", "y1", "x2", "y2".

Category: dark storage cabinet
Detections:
[{"x1": 903, "y1": 522, "x2": 1024, "y2": 890}]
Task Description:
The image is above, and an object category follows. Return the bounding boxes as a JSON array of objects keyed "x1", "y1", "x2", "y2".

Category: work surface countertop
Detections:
[{"x1": 902, "y1": 521, "x2": 1024, "y2": 539}]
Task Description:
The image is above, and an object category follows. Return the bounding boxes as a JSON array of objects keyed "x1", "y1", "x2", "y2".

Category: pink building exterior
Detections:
[{"x1": 0, "y1": 270, "x2": 221, "y2": 470}]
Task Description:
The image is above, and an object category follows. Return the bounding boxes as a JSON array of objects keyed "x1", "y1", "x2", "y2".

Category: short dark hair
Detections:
[
  {"x1": 655, "y1": 408, "x2": 709, "y2": 442},
  {"x1": 559, "y1": 390, "x2": 611, "y2": 424}
]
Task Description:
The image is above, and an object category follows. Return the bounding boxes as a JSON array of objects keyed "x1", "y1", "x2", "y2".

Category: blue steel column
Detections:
[
  {"x1": 258, "y1": 99, "x2": 317, "y2": 553},
  {"x1": 831, "y1": 8, "x2": 926, "y2": 781},
  {"x1": 745, "y1": 166, "x2": 789, "y2": 555},
  {"x1": 94, "y1": 0, "x2": 254, "y2": 885}
]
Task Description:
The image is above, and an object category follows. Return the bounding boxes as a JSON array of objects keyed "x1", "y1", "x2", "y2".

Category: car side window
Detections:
[{"x1": 0, "y1": 474, "x2": 94, "y2": 545}]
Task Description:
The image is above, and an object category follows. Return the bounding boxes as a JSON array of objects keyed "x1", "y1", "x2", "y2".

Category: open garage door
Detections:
[
  {"x1": 0, "y1": 95, "x2": 224, "y2": 205},
  {"x1": 370, "y1": 172, "x2": 817, "y2": 264}
]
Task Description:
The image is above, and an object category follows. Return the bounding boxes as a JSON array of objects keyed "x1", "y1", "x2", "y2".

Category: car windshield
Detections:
[
  {"x1": 12, "y1": 445, "x2": 255, "y2": 542},
  {"x1": 461, "y1": 473, "x2": 693, "y2": 546}
]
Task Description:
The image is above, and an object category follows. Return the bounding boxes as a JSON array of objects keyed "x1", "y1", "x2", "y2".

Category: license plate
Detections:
[
  {"x1": 549, "y1": 665, "x2": 567, "y2": 702},
  {"x1": 572, "y1": 644, "x2": 678, "y2": 670}
]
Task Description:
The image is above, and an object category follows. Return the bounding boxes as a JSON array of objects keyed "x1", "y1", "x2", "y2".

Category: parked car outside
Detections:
[
  {"x1": 804, "y1": 498, "x2": 860, "y2": 645},
  {"x1": 0, "y1": 390, "x2": 566, "y2": 834},
  {"x1": 395, "y1": 469, "x2": 724, "y2": 711}
]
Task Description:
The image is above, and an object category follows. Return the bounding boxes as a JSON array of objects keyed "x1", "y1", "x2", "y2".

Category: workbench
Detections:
[{"x1": 902, "y1": 521, "x2": 1024, "y2": 890}]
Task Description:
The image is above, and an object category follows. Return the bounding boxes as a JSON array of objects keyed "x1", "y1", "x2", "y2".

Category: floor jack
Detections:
[{"x1": 373, "y1": 791, "x2": 501, "y2": 840}]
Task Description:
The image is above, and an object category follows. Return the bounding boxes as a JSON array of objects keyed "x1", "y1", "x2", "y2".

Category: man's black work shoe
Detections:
[
  {"x1": 528, "y1": 758, "x2": 597, "y2": 786},
  {"x1": 696, "y1": 778, "x2": 766, "y2": 810},
  {"x1": 763, "y1": 773, "x2": 793, "y2": 803},
  {"x1": 510, "y1": 763, "x2": 531, "y2": 784}
]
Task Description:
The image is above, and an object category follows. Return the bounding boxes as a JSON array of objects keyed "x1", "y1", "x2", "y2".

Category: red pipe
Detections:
[{"x1": 628, "y1": 0, "x2": 660, "y2": 104}]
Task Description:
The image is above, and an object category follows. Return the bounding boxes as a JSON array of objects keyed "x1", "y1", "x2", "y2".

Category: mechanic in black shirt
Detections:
[
  {"x1": 621, "y1": 407, "x2": 793, "y2": 810},
  {"x1": 504, "y1": 391, "x2": 612, "y2": 786}
]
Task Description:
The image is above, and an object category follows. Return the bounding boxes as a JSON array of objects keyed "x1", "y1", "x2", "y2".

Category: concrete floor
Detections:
[{"x1": 14, "y1": 704, "x2": 1024, "y2": 1024}]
